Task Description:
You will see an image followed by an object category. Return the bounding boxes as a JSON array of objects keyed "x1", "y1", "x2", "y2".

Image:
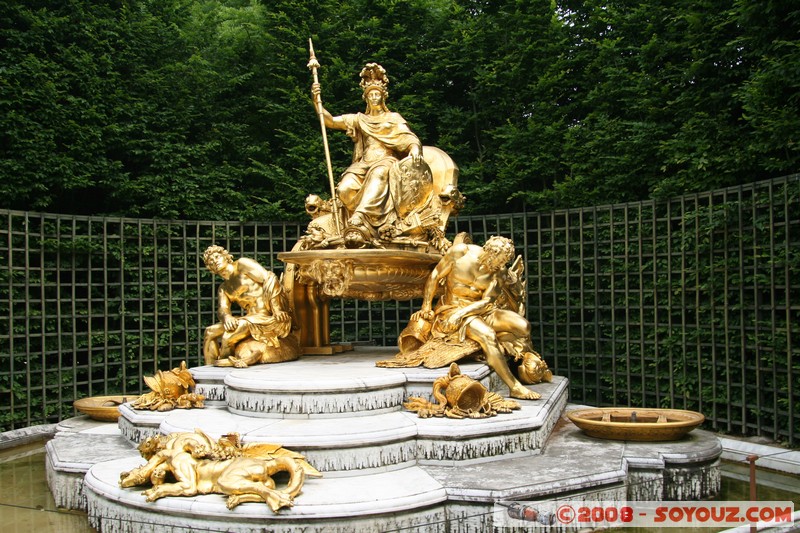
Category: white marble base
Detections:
[
  {"x1": 119, "y1": 349, "x2": 561, "y2": 468},
  {"x1": 415, "y1": 377, "x2": 568, "y2": 464},
  {"x1": 189, "y1": 365, "x2": 233, "y2": 405},
  {"x1": 187, "y1": 348, "x2": 493, "y2": 414},
  {"x1": 118, "y1": 404, "x2": 166, "y2": 443},
  {"x1": 76, "y1": 418, "x2": 722, "y2": 532},
  {"x1": 85, "y1": 456, "x2": 449, "y2": 533},
  {"x1": 48, "y1": 348, "x2": 722, "y2": 532},
  {"x1": 160, "y1": 408, "x2": 420, "y2": 473},
  {"x1": 45, "y1": 424, "x2": 137, "y2": 510}
]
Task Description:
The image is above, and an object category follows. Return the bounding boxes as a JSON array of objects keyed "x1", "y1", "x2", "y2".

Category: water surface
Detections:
[{"x1": 2, "y1": 443, "x2": 797, "y2": 532}]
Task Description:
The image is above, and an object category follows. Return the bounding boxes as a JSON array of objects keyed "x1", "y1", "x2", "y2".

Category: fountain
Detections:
[{"x1": 45, "y1": 48, "x2": 722, "y2": 532}]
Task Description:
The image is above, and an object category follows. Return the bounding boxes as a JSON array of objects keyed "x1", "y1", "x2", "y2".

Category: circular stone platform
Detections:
[
  {"x1": 57, "y1": 348, "x2": 722, "y2": 532},
  {"x1": 224, "y1": 355, "x2": 409, "y2": 417}
]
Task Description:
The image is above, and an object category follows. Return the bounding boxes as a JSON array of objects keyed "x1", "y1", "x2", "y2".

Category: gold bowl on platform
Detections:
[
  {"x1": 73, "y1": 395, "x2": 129, "y2": 422},
  {"x1": 567, "y1": 407, "x2": 704, "y2": 441},
  {"x1": 280, "y1": 249, "x2": 441, "y2": 301}
]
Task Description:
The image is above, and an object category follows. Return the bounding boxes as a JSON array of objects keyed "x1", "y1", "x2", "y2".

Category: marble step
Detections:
[
  {"x1": 421, "y1": 413, "x2": 724, "y2": 504},
  {"x1": 156, "y1": 376, "x2": 567, "y2": 473},
  {"x1": 45, "y1": 422, "x2": 137, "y2": 510},
  {"x1": 84, "y1": 456, "x2": 449, "y2": 533},
  {"x1": 118, "y1": 404, "x2": 168, "y2": 443},
  {"x1": 190, "y1": 347, "x2": 494, "y2": 414},
  {"x1": 78, "y1": 412, "x2": 723, "y2": 532},
  {"x1": 160, "y1": 408, "x2": 419, "y2": 474}
]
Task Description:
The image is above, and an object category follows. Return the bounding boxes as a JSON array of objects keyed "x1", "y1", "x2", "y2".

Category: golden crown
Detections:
[{"x1": 359, "y1": 63, "x2": 389, "y2": 98}]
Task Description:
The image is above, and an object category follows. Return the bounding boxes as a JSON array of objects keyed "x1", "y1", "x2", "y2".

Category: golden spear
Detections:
[{"x1": 307, "y1": 38, "x2": 342, "y2": 234}]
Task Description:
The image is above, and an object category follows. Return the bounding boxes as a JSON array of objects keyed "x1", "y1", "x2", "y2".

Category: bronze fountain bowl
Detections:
[
  {"x1": 73, "y1": 395, "x2": 129, "y2": 422},
  {"x1": 567, "y1": 407, "x2": 705, "y2": 441}
]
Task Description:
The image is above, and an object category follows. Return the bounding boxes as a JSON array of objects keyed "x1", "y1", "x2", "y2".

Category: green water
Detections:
[
  {"x1": 593, "y1": 462, "x2": 799, "y2": 533},
  {"x1": 1, "y1": 443, "x2": 797, "y2": 533},
  {"x1": 0, "y1": 443, "x2": 94, "y2": 533},
  {"x1": 719, "y1": 461, "x2": 800, "y2": 504}
]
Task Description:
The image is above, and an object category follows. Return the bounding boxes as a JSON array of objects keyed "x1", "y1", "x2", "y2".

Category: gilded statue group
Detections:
[
  {"x1": 124, "y1": 43, "x2": 550, "y2": 512},
  {"x1": 196, "y1": 50, "x2": 550, "y2": 399}
]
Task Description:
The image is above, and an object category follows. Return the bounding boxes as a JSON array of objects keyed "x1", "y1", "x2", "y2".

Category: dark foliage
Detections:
[{"x1": 1, "y1": 0, "x2": 798, "y2": 218}]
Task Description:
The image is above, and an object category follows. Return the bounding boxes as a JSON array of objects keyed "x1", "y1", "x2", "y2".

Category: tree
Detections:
[
  {"x1": 433, "y1": 0, "x2": 570, "y2": 214},
  {"x1": 0, "y1": 0, "x2": 798, "y2": 218},
  {"x1": 734, "y1": 1, "x2": 800, "y2": 176}
]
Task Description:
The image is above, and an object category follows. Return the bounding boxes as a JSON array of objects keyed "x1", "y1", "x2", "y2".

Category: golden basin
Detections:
[
  {"x1": 280, "y1": 248, "x2": 441, "y2": 301},
  {"x1": 567, "y1": 407, "x2": 704, "y2": 441},
  {"x1": 73, "y1": 395, "x2": 129, "y2": 422}
]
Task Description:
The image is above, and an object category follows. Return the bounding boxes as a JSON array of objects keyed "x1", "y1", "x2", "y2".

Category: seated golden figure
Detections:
[
  {"x1": 202, "y1": 246, "x2": 299, "y2": 367},
  {"x1": 280, "y1": 50, "x2": 464, "y2": 352},
  {"x1": 379, "y1": 235, "x2": 551, "y2": 400},
  {"x1": 306, "y1": 62, "x2": 463, "y2": 251}
]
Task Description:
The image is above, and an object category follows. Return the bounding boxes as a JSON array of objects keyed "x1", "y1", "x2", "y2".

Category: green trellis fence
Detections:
[{"x1": 1, "y1": 174, "x2": 798, "y2": 445}]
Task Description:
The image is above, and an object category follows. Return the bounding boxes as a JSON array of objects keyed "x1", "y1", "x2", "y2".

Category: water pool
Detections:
[
  {"x1": 0, "y1": 443, "x2": 93, "y2": 532},
  {"x1": 2, "y1": 443, "x2": 797, "y2": 533}
]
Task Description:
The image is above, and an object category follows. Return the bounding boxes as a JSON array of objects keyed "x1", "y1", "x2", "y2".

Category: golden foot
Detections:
[
  {"x1": 226, "y1": 495, "x2": 241, "y2": 510},
  {"x1": 510, "y1": 384, "x2": 541, "y2": 400},
  {"x1": 267, "y1": 494, "x2": 294, "y2": 512}
]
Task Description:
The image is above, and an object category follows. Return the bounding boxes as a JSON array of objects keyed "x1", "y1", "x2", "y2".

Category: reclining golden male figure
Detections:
[
  {"x1": 380, "y1": 235, "x2": 551, "y2": 400},
  {"x1": 119, "y1": 430, "x2": 320, "y2": 512}
]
